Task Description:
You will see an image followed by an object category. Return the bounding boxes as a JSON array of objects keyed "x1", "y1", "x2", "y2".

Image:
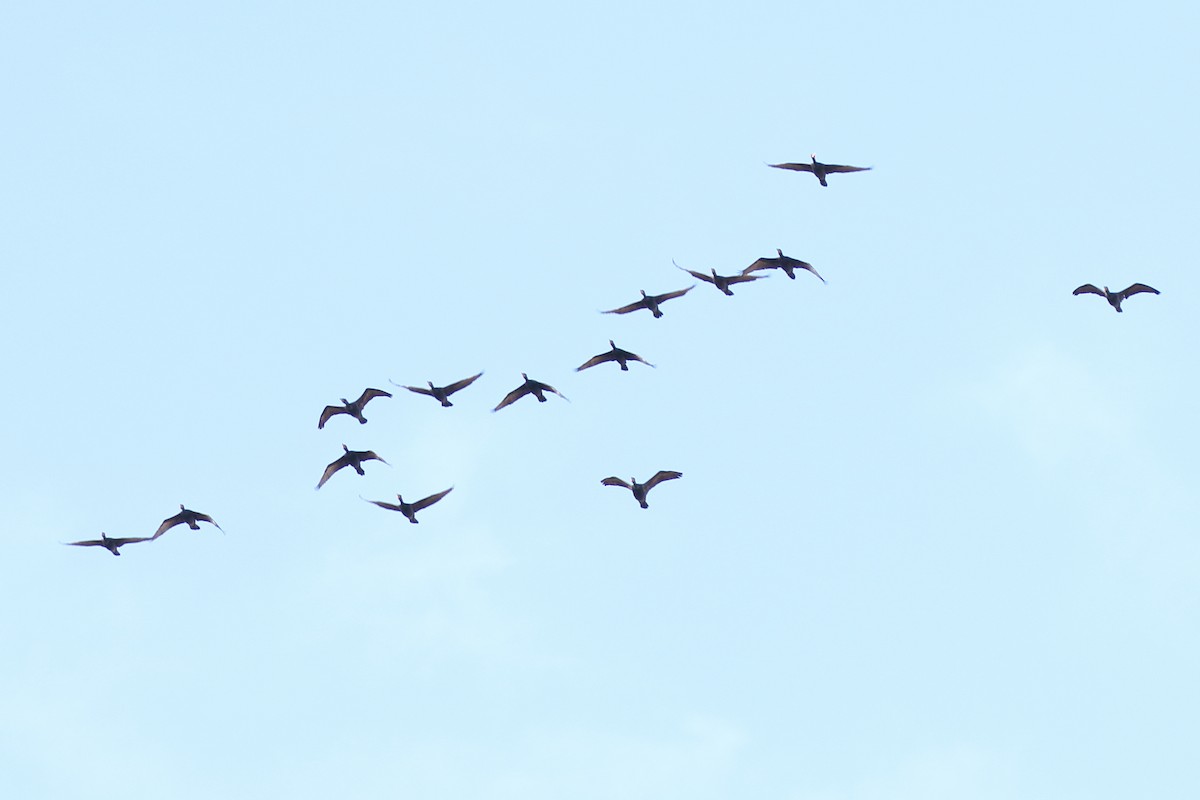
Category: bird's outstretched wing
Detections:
[
  {"x1": 153, "y1": 512, "x2": 186, "y2": 539},
  {"x1": 318, "y1": 405, "x2": 346, "y2": 429},
  {"x1": 796, "y1": 262, "x2": 826, "y2": 283},
  {"x1": 443, "y1": 372, "x2": 484, "y2": 395},
  {"x1": 823, "y1": 164, "x2": 871, "y2": 174},
  {"x1": 643, "y1": 470, "x2": 683, "y2": 491},
  {"x1": 1073, "y1": 284, "x2": 1105, "y2": 296},
  {"x1": 673, "y1": 260, "x2": 714, "y2": 284},
  {"x1": 576, "y1": 352, "x2": 615, "y2": 371},
  {"x1": 655, "y1": 286, "x2": 695, "y2": 303},
  {"x1": 110, "y1": 536, "x2": 153, "y2": 547},
  {"x1": 192, "y1": 511, "x2": 224, "y2": 533},
  {"x1": 493, "y1": 384, "x2": 530, "y2": 412},
  {"x1": 602, "y1": 299, "x2": 646, "y2": 315},
  {"x1": 396, "y1": 382, "x2": 437, "y2": 397},
  {"x1": 1120, "y1": 283, "x2": 1160, "y2": 298},
  {"x1": 361, "y1": 496, "x2": 403, "y2": 512},
  {"x1": 615, "y1": 348, "x2": 655, "y2": 368},
  {"x1": 356, "y1": 387, "x2": 392, "y2": 406},
  {"x1": 601, "y1": 477, "x2": 632, "y2": 490},
  {"x1": 360, "y1": 450, "x2": 388, "y2": 466},
  {"x1": 412, "y1": 487, "x2": 453, "y2": 512},
  {"x1": 64, "y1": 538, "x2": 106, "y2": 548},
  {"x1": 725, "y1": 272, "x2": 765, "y2": 285},
  {"x1": 743, "y1": 257, "x2": 776, "y2": 274},
  {"x1": 768, "y1": 162, "x2": 816, "y2": 173},
  {"x1": 316, "y1": 456, "x2": 349, "y2": 490},
  {"x1": 535, "y1": 381, "x2": 569, "y2": 402}
]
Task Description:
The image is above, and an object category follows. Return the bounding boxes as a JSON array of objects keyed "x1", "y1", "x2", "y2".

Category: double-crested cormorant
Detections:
[
  {"x1": 316, "y1": 444, "x2": 389, "y2": 489},
  {"x1": 361, "y1": 487, "x2": 453, "y2": 523},
  {"x1": 674, "y1": 260, "x2": 766, "y2": 296},
  {"x1": 601, "y1": 471, "x2": 683, "y2": 508},
  {"x1": 64, "y1": 532, "x2": 152, "y2": 556},
  {"x1": 391, "y1": 372, "x2": 483, "y2": 407},
  {"x1": 602, "y1": 286, "x2": 694, "y2": 319},
  {"x1": 493, "y1": 373, "x2": 569, "y2": 412},
  {"x1": 318, "y1": 388, "x2": 392, "y2": 429},
  {"x1": 1073, "y1": 283, "x2": 1160, "y2": 313},
  {"x1": 576, "y1": 341, "x2": 655, "y2": 372},
  {"x1": 743, "y1": 249, "x2": 825, "y2": 283},
  {"x1": 768, "y1": 154, "x2": 871, "y2": 187},
  {"x1": 153, "y1": 505, "x2": 224, "y2": 539}
]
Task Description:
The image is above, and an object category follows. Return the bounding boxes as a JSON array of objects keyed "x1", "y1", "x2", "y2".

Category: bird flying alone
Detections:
[
  {"x1": 576, "y1": 341, "x2": 654, "y2": 372},
  {"x1": 602, "y1": 286, "x2": 695, "y2": 319},
  {"x1": 316, "y1": 444, "x2": 389, "y2": 489},
  {"x1": 768, "y1": 154, "x2": 871, "y2": 187},
  {"x1": 493, "y1": 373, "x2": 568, "y2": 412},
  {"x1": 391, "y1": 372, "x2": 483, "y2": 407},
  {"x1": 743, "y1": 249, "x2": 826, "y2": 283},
  {"x1": 153, "y1": 505, "x2": 224, "y2": 539},
  {"x1": 361, "y1": 487, "x2": 453, "y2": 524},
  {"x1": 601, "y1": 471, "x2": 683, "y2": 509},
  {"x1": 674, "y1": 260, "x2": 766, "y2": 296},
  {"x1": 64, "y1": 532, "x2": 153, "y2": 556},
  {"x1": 1073, "y1": 283, "x2": 1160, "y2": 313},
  {"x1": 318, "y1": 387, "x2": 392, "y2": 429}
]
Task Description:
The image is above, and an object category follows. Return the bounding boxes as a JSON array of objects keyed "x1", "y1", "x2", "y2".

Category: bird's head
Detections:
[
  {"x1": 427, "y1": 381, "x2": 436, "y2": 389},
  {"x1": 776, "y1": 248, "x2": 784, "y2": 257},
  {"x1": 395, "y1": 493, "x2": 405, "y2": 503},
  {"x1": 810, "y1": 153, "x2": 818, "y2": 162},
  {"x1": 339, "y1": 398, "x2": 350, "y2": 405},
  {"x1": 341, "y1": 443, "x2": 350, "y2": 452},
  {"x1": 608, "y1": 339, "x2": 616, "y2": 348},
  {"x1": 520, "y1": 372, "x2": 529, "y2": 380},
  {"x1": 179, "y1": 504, "x2": 186, "y2": 511},
  {"x1": 639, "y1": 290, "x2": 648, "y2": 298}
]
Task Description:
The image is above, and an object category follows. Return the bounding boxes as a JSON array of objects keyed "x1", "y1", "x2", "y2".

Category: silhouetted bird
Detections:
[
  {"x1": 576, "y1": 341, "x2": 655, "y2": 372},
  {"x1": 64, "y1": 532, "x2": 153, "y2": 556},
  {"x1": 1073, "y1": 283, "x2": 1160, "y2": 313},
  {"x1": 493, "y1": 373, "x2": 568, "y2": 412},
  {"x1": 318, "y1": 388, "x2": 392, "y2": 429},
  {"x1": 361, "y1": 487, "x2": 453, "y2": 524},
  {"x1": 674, "y1": 260, "x2": 766, "y2": 296},
  {"x1": 153, "y1": 505, "x2": 224, "y2": 539},
  {"x1": 768, "y1": 154, "x2": 871, "y2": 187},
  {"x1": 743, "y1": 249, "x2": 826, "y2": 283},
  {"x1": 603, "y1": 287, "x2": 694, "y2": 319},
  {"x1": 316, "y1": 444, "x2": 389, "y2": 489},
  {"x1": 601, "y1": 471, "x2": 683, "y2": 509},
  {"x1": 391, "y1": 372, "x2": 483, "y2": 407}
]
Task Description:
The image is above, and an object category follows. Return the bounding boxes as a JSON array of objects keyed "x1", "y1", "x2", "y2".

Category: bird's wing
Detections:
[
  {"x1": 443, "y1": 372, "x2": 484, "y2": 395},
  {"x1": 725, "y1": 273, "x2": 765, "y2": 285},
  {"x1": 361, "y1": 496, "x2": 403, "y2": 512},
  {"x1": 412, "y1": 487, "x2": 453, "y2": 512},
  {"x1": 799, "y1": 262, "x2": 826, "y2": 283},
  {"x1": 576, "y1": 352, "x2": 614, "y2": 371},
  {"x1": 822, "y1": 164, "x2": 871, "y2": 173},
  {"x1": 601, "y1": 477, "x2": 632, "y2": 490},
  {"x1": 602, "y1": 299, "x2": 645, "y2": 314},
  {"x1": 357, "y1": 387, "x2": 393, "y2": 405},
  {"x1": 153, "y1": 513, "x2": 185, "y2": 539},
  {"x1": 318, "y1": 405, "x2": 345, "y2": 429},
  {"x1": 400, "y1": 384, "x2": 436, "y2": 397},
  {"x1": 768, "y1": 162, "x2": 816, "y2": 173},
  {"x1": 361, "y1": 450, "x2": 389, "y2": 466},
  {"x1": 742, "y1": 258, "x2": 776, "y2": 274},
  {"x1": 673, "y1": 260, "x2": 713, "y2": 283},
  {"x1": 614, "y1": 348, "x2": 655, "y2": 367},
  {"x1": 1121, "y1": 283, "x2": 1160, "y2": 298},
  {"x1": 110, "y1": 536, "x2": 154, "y2": 546},
  {"x1": 643, "y1": 470, "x2": 683, "y2": 491},
  {"x1": 316, "y1": 457, "x2": 348, "y2": 489},
  {"x1": 193, "y1": 512, "x2": 224, "y2": 532},
  {"x1": 655, "y1": 285, "x2": 695, "y2": 302},
  {"x1": 536, "y1": 381, "x2": 569, "y2": 401},
  {"x1": 64, "y1": 538, "x2": 105, "y2": 548},
  {"x1": 1073, "y1": 284, "x2": 1105, "y2": 296},
  {"x1": 493, "y1": 384, "x2": 530, "y2": 412}
]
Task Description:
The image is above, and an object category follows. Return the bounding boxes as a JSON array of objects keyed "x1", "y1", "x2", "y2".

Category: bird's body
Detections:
[
  {"x1": 576, "y1": 340, "x2": 654, "y2": 372},
  {"x1": 493, "y1": 373, "x2": 568, "y2": 412},
  {"x1": 601, "y1": 471, "x2": 683, "y2": 509},
  {"x1": 768, "y1": 154, "x2": 871, "y2": 187},
  {"x1": 316, "y1": 444, "x2": 389, "y2": 489},
  {"x1": 674, "y1": 260, "x2": 765, "y2": 296},
  {"x1": 1073, "y1": 283, "x2": 1160, "y2": 312},
  {"x1": 153, "y1": 505, "x2": 224, "y2": 539},
  {"x1": 603, "y1": 286, "x2": 694, "y2": 319},
  {"x1": 362, "y1": 487, "x2": 453, "y2": 524},
  {"x1": 743, "y1": 249, "x2": 825, "y2": 283},
  {"x1": 392, "y1": 372, "x2": 483, "y2": 407},
  {"x1": 318, "y1": 388, "x2": 392, "y2": 429},
  {"x1": 64, "y1": 532, "x2": 152, "y2": 556}
]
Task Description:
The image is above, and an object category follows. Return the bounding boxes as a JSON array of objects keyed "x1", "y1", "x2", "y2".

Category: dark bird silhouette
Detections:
[
  {"x1": 602, "y1": 286, "x2": 694, "y2": 319},
  {"x1": 318, "y1": 388, "x2": 392, "y2": 429},
  {"x1": 153, "y1": 505, "x2": 224, "y2": 539},
  {"x1": 1073, "y1": 283, "x2": 1160, "y2": 313},
  {"x1": 576, "y1": 340, "x2": 655, "y2": 372},
  {"x1": 768, "y1": 154, "x2": 871, "y2": 186},
  {"x1": 316, "y1": 444, "x2": 389, "y2": 489},
  {"x1": 743, "y1": 249, "x2": 826, "y2": 283},
  {"x1": 64, "y1": 532, "x2": 153, "y2": 556},
  {"x1": 674, "y1": 260, "x2": 766, "y2": 296},
  {"x1": 493, "y1": 373, "x2": 568, "y2": 412},
  {"x1": 391, "y1": 372, "x2": 483, "y2": 407},
  {"x1": 361, "y1": 487, "x2": 453, "y2": 524},
  {"x1": 601, "y1": 471, "x2": 683, "y2": 509}
]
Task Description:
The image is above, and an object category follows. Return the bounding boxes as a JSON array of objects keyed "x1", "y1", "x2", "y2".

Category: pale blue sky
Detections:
[{"x1": 3, "y1": 1, "x2": 1199, "y2": 797}]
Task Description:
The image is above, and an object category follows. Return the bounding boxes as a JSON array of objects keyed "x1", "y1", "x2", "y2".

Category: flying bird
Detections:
[
  {"x1": 743, "y1": 249, "x2": 826, "y2": 283},
  {"x1": 316, "y1": 444, "x2": 389, "y2": 489},
  {"x1": 493, "y1": 373, "x2": 568, "y2": 412},
  {"x1": 768, "y1": 154, "x2": 871, "y2": 187},
  {"x1": 1073, "y1": 283, "x2": 1160, "y2": 313},
  {"x1": 601, "y1": 471, "x2": 683, "y2": 509},
  {"x1": 64, "y1": 532, "x2": 153, "y2": 556},
  {"x1": 674, "y1": 260, "x2": 766, "y2": 296},
  {"x1": 318, "y1": 388, "x2": 392, "y2": 429},
  {"x1": 576, "y1": 340, "x2": 655, "y2": 372},
  {"x1": 391, "y1": 372, "x2": 483, "y2": 407},
  {"x1": 153, "y1": 505, "x2": 225, "y2": 539},
  {"x1": 602, "y1": 286, "x2": 694, "y2": 319},
  {"x1": 361, "y1": 487, "x2": 454, "y2": 524}
]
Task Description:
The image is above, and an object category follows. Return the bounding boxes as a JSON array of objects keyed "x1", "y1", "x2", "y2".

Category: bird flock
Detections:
[{"x1": 64, "y1": 154, "x2": 1160, "y2": 554}]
